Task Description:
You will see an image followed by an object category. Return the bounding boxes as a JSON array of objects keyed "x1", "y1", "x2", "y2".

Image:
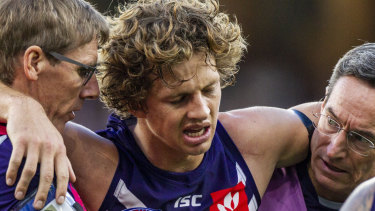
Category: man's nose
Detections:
[
  {"x1": 80, "y1": 75, "x2": 99, "y2": 100},
  {"x1": 186, "y1": 93, "x2": 210, "y2": 120},
  {"x1": 326, "y1": 130, "x2": 348, "y2": 159}
]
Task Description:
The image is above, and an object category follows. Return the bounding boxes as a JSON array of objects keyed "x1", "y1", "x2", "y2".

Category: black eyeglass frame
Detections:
[{"x1": 46, "y1": 51, "x2": 97, "y2": 86}]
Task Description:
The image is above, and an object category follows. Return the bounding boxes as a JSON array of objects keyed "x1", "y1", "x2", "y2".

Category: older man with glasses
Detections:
[
  {"x1": 0, "y1": 0, "x2": 108, "y2": 210},
  {"x1": 259, "y1": 43, "x2": 375, "y2": 211}
]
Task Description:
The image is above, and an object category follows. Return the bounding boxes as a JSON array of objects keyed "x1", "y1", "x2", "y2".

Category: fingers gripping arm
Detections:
[{"x1": 0, "y1": 82, "x2": 74, "y2": 209}]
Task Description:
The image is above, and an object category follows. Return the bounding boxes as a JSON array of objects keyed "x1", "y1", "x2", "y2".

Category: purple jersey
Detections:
[
  {"x1": 0, "y1": 123, "x2": 84, "y2": 210},
  {"x1": 97, "y1": 115, "x2": 261, "y2": 211},
  {"x1": 0, "y1": 123, "x2": 40, "y2": 210},
  {"x1": 258, "y1": 166, "x2": 306, "y2": 211},
  {"x1": 259, "y1": 110, "x2": 340, "y2": 211}
]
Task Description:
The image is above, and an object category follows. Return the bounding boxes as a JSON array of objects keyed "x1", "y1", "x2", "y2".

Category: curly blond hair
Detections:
[{"x1": 99, "y1": 0, "x2": 247, "y2": 118}]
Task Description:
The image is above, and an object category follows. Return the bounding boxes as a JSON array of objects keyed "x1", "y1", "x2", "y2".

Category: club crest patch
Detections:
[{"x1": 210, "y1": 182, "x2": 249, "y2": 211}]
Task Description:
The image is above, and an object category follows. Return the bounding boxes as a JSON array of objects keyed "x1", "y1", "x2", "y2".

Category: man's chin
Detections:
[
  {"x1": 314, "y1": 176, "x2": 351, "y2": 202},
  {"x1": 188, "y1": 141, "x2": 212, "y2": 156}
]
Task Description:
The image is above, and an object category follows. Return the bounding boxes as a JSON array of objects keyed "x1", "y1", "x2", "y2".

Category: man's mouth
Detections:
[
  {"x1": 323, "y1": 160, "x2": 346, "y2": 173},
  {"x1": 184, "y1": 127, "x2": 208, "y2": 137},
  {"x1": 182, "y1": 125, "x2": 211, "y2": 145}
]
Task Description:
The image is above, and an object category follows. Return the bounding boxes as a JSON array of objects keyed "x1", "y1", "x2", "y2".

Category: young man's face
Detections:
[
  {"x1": 138, "y1": 52, "x2": 221, "y2": 169},
  {"x1": 37, "y1": 39, "x2": 99, "y2": 132},
  {"x1": 309, "y1": 76, "x2": 375, "y2": 202}
]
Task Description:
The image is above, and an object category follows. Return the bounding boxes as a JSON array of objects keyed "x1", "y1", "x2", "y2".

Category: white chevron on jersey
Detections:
[
  {"x1": 114, "y1": 179, "x2": 146, "y2": 208},
  {"x1": 236, "y1": 162, "x2": 257, "y2": 210},
  {"x1": 236, "y1": 162, "x2": 247, "y2": 186},
  {"x1": 0, "y1": 135, "x2": 7, "y2": 145},
  {"x1": 248, "y1": 194, "x2": 258, "y2": 211}
]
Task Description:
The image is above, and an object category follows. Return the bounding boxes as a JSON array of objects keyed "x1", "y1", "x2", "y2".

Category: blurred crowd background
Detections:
[{"x1": 73, "y1": 0, "x2": 375, "y2": 131}]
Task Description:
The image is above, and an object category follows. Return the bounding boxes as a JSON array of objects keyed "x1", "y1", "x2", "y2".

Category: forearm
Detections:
[{"x1": 0, "y1": 82, "x2": 74, "y2": 208}]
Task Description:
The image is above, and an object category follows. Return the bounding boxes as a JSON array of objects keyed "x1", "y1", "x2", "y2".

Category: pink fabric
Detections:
[
  {"x1": 0, "y1": 124, "x2": 6, "y2": 135},
  {"x1": 258, "y1": 167, "x2": 306, "y2": 211},
  {"x1": 69, "y1": 183, "x2": 87, "y2": 211}
]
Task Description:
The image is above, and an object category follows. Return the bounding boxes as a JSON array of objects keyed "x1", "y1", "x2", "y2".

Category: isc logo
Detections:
[{"x1": 174, "y1": 195, "x2": 203, "y2": 208}]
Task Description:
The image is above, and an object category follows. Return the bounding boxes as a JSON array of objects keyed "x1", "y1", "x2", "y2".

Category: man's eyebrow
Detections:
[
  {"x1": 83, "y1": 60, "x2": 98, "y2": 67},
  {"x1": 327, "y1": 106, "x2": 375, "y2": 140},
  {"x1": 167, "y1": 79, "x2": 219, "y2": 98},
  {"x1": 326, "y1": 107, "x2": 339, "y2": 120},
  {"x1": 204, "y1": 80, "x2": 219, "y2": 88},
  {"x1": 78, "y1": 62, "x2": 97, "y2": 70},
  {"x1": 359, "y1": 131, "x2": 375, "y2": 142}
]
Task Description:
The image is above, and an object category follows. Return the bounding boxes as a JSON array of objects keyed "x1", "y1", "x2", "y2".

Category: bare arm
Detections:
[
  {"x1": 218, "y1": 106, "x2": 309, "y2": 196},
  {"x1": 341, "y1": 177, "x2": 375, "y2": 211},
  {"x1": 0, "y1": 82, "x2": 74, "y2": 209},
  {"x1": 64, "y1": 122, "x2": 119, "y2": 210}
]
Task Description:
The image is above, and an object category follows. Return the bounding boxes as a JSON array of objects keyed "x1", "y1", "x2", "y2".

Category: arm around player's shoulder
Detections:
[{"x1": 63, "y1": 122, "x2": 119, "y2": 211}]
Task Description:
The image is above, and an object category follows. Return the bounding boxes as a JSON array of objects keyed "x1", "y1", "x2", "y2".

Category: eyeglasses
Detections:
[
  {"x1": 47, "y1": 51, "x2": 97, "y2": 86},
  {"x1": 312, "y1": 112, "x2": 375, "y2": 156}
]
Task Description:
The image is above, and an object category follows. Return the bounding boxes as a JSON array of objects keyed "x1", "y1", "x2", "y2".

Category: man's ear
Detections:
[{"x1": 23, "y1": 46, "x2": 47, "y2": 81}]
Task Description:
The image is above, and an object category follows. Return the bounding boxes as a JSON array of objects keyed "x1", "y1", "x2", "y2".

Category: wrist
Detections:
[{"x1": 5, "y1": 95, "x2": 44, "y2": 122}]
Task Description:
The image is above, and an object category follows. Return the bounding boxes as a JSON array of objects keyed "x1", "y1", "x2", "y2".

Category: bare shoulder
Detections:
[
  {"x1": 218, "y1": 107, "x2": 305, "y2": 157},
  {"x1": 218, "y1": 107, "x2": 309, "y2": 196},
  {"x1": 341, "y1": 178, "x2": 375, "y2": 211},
  {"x1": 64, "y1": 122, "x2": 119, "y2": 210},
  {"x1": 64, "y1": 122, "x2": 118, "y2": 159}
]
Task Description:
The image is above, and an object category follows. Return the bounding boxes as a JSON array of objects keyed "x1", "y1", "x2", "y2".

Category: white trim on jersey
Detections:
[
  {"x1": 0, "y1": 135, "x2": 7, "y2": 145},
  {"x1": 236, "y1": 162, "x2": 247, "y2": 185},
  {"x1": 114, "y1": 179, "x2": 146, "y2": 208},
  {"x1": 248, "y1": 194, "x2": 258, "y2": 211}
]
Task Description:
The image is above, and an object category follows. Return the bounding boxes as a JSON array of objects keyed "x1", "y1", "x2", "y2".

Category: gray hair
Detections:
[{"x1": 327, "y1": 43, "x2": 375, "y2": 98}]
